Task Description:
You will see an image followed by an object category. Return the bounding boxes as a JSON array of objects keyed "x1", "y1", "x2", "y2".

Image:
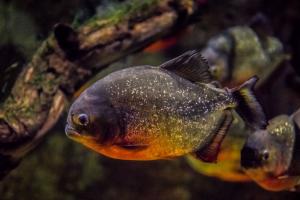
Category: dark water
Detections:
[{"x1": 1, "y1": 0, "x2": 300, "y2": 199}]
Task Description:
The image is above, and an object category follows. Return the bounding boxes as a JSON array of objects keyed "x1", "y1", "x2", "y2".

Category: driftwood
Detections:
[{"x1": 0, "y1": 0, "x2": 202, "y2": 178}]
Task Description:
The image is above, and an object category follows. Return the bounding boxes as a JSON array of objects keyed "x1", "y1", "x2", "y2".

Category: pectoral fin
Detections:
[
  {"x1": 193, "y1": 111, "x2": 233, "y2": 163},
  {"x1": 116, "y1": 143, "x2": 149, "y2": 151},
  {"x1": 159, "y1": 50, "x2": 213, "y2": 83}
]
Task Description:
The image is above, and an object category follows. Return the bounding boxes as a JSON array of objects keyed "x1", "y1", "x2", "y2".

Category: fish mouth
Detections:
[{"x1": 65, "y1": 124, "x2": 80, "y2": 138}]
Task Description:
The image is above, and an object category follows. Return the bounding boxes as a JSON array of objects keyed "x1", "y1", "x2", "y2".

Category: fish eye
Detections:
[
  {"x1": 74, "y1": 113, "x2": 89, "y2": 126},
  {"x1": 261, "y1": 150, "x2": 269, "y2": 161}
]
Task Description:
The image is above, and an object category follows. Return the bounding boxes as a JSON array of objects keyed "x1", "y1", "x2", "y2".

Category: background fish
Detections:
[
  {"x1": 201, "y1": 25, "x2": 287, "y2": 86},
  {"x1": 65, "y1": 50, "x2": 266, "y2": 162},
  {"x1": 241, "y1": 109, "x2": 300, "y2": 191}
]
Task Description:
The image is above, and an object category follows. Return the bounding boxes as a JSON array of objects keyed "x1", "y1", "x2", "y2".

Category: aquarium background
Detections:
[{"x1": 1, "y1": 0, "x2": 300, "y2": 199}]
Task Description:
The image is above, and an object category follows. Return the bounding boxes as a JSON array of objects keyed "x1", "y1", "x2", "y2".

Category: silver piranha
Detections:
[{"x1": 65, "y1": 50, "x2": 266, "y2": 162}]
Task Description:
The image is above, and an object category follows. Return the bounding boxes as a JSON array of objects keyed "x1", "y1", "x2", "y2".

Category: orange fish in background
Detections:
[
  {"x1": 143, "y1": 28, "x2": 190, "y2": 53},
  {"x1": 144, "y1": 36, "x2": 178, "y2": 53}
]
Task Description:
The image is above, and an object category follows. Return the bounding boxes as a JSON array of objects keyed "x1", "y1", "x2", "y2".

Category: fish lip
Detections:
[{"x1": 65, "y1": 124, "x2": 80, "y2": 138}]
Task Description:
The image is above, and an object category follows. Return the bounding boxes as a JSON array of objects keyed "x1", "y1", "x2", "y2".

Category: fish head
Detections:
[
  {"x1": 201, "y1": 47, "x2": 229, "y2": 82},
  {"x1": 65, "y1": 88, "x2": 121, "y2": 148},
  {"x1": 241, "y1": 129, "x2": 285, "y2": 181}
]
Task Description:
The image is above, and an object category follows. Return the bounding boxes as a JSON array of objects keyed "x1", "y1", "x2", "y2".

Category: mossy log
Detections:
[{"x1": 0, "y1": 0, "x2": 202, "y2": 178}]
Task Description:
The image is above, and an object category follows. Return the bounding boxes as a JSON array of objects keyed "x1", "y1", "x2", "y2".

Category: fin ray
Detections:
[
  {"x1": 116, "y1": 143, "x2": 149, "y2": 151},
  {"x1": 231, "y1": 76, "x2": 266, "y2": 129},
  {"x1": 193, "y1": 110, "x2": 233, "y2": 163},
  {"x1": 160, "y1": 50, "x2": 213, "y2": 83}
]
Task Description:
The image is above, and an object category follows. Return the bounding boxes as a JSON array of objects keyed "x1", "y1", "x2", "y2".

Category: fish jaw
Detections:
[
  {"x1": 244, "y1": 168, "x2": 270, "y2": 183},
  {"x1": 65, "y1": 124, "x2": 94, "y2": 144},
  {"x1": 77, "y1": 140, "x2": 160, "y2": 161},
  {"x1": 65, "y1": 126, "x2": 119, "y2": 158},
  {"x1": 65, "y1": 121, "x2": 185, "y2": 160},
  {"x1": 65, "y1": 127, "x2": 157, "y2": 160},
  {"x1": 67, "y1": 132, "x2": 182, "y2": 160},
  {"x1": 256, "y1": 176, "x2": 300, "y2": 192},
  {"x1": 65, "y1": 124, "x2": 80, "y2": 139}
]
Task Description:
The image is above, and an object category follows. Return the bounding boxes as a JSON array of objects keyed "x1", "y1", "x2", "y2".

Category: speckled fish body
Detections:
[
  {"x1": 66, "y1": 50, "x2": 266, "y2": 161},
  {"x1": 98, "y1": 66, "x2": 233, "y2": 159}
]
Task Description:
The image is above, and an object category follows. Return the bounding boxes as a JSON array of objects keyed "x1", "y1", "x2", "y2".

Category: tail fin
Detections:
[{"x1": 231, "y1": 76, "x2": 266, "y2": 129}]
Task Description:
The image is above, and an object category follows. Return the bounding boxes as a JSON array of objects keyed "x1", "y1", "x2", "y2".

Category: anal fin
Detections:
[{"x1": 193, "y1": 110, "x2": 233, "y2": 163}]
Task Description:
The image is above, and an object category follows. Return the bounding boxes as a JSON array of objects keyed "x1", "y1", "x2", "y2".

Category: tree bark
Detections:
[{"x1": 0, "y1": 0, "x2": 201, "y2": 178}]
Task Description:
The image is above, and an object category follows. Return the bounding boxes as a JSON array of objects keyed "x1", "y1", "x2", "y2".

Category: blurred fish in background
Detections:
[
  {"x1": 142, "y1": 13, "x2": 289, "y2": 88},
  {"x1": 200, "y1": 15, "x2": 288, "y2": 86}
]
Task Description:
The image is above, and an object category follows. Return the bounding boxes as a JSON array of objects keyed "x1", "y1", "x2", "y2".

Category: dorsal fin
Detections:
[{"x1": 160, "y1": 50, "x2": 213, "y2": 83}]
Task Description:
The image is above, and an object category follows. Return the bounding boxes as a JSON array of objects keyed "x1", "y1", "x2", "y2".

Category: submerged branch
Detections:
[{"x1": 0, "y1": 0, "x2": 201, "y2": 178}]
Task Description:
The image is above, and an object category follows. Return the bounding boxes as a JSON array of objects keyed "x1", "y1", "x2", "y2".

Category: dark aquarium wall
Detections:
[{"x1": 1, "y1": 0, "x2": 300, "y2": 200}]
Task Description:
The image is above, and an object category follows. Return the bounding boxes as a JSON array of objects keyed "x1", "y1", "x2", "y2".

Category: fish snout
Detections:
[
  {"x1": 65, "y1": 124, "x2": 80, "y2": 138},
  {"x1": 241, "y1": 146, "x2": 264, "y2": 169}
]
